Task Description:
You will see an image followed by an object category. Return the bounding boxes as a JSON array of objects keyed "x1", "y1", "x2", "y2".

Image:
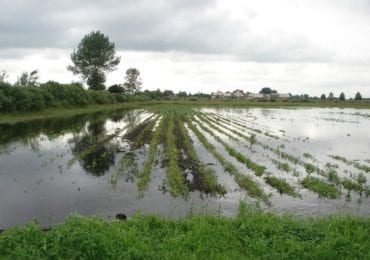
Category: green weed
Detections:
[{"x1": 301, "y1": 176, "x2": 341, "y2": 199}]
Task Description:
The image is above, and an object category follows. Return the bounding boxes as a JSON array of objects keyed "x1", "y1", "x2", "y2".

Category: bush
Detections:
[
  {"x1": 87, "y1": 90, "x2": 116, "y2": 104},
  {"x1": 111, "y1": 93, "x2": 128, "y2": 103},
  {"x1": 0, "y1": 82, "x2": 16, "y2": 112},
  {"x1": 0, "y1": 81, "x2": 124, "y2": 113},
  {"x1": 40, "y1": 81, "x2": 89, "y2": 106}
]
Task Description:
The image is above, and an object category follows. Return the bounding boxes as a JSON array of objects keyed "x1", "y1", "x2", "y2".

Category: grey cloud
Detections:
[{"x1": 0, "y1": 0, "x2": 331, "y2": 62}]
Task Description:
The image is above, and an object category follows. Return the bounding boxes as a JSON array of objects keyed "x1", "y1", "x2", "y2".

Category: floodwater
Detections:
[{"x1": 0, "y1": 107, "x2": 369, "y2": 228}]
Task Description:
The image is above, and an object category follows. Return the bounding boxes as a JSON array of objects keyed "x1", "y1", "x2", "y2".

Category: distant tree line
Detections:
[{"x1": 290, "y1": 91, "x2": 364, "y2": 101}]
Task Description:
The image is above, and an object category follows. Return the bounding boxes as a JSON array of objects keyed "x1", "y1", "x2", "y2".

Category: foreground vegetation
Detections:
[{"x1": 0, "y1": 203, "x2": 369, "y2": 259}]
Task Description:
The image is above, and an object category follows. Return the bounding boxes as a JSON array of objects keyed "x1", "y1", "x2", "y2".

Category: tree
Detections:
[
  {"x1": 68, "y1": 31, "x2": 120, "y2": 90},
  {"x1": 355, "y1": 92, "x2": 362, "y2": 100},
  {"x1": 259, "y1": 87, "x2": 277, "y2": 94},
  {"x1": 108, "y1": 84, "x2": 124, "y2": 94},
  {"x1": 15, "y1": 70, "x2": 39, "y2": 86},
  {"x1": 123, "y1": 68, "x2": 142, "y2": 95},
  {"x1": 320, "y1": 94, "x2": 326, "y2": 100},
  {"x1": 339, "y1": 92, "x2": 345, "y2": 101},
  {"x1": 177, "y1": 91, "x2": 188, "y2": 98},
  {"x1": 0, "y1": 70, "x2": 8, "y2": 82},
  {"x1": 163, "y1": 90, "x2": 174, "y2": 97},
  {"x1": 328, "y1": 92, "x2": 334, "y2": 100}
]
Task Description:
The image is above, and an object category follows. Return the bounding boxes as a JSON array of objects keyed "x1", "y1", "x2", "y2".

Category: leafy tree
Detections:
[
  {"x1": 163, "y1": 90, "x2": 174, "y2": 97},
  {"x1": 320, "y1": 94, "x2": 326, "y2": 100},
  {"x1": 123, "y1": 68, "x2": 142, "y2": 95},
  {"x1": 0, "y1": 70, "x2": 9, "y2": 82},
  {"x1": 108, "y1": 84, "x2": 124, "y2": 94},
  {"x1": 355, "y1": 92, "x2": 362, "y2": 100},
  {"x1": 177, "y1": 91, "x2": 188, "y2": 98},
  {"x1": 259, "y1": 87, "x2": 277, "y2": 94},
  {"x1": 328, "y1": 92, "x2": 334, "y2": 100},
  {"x1": 339, "y1": 92, "x2": 345, "y2": 101},
  {"x1": 15, "y1": 70, "x2": 39, "y2": 86},
  {"x1": 68, "y1": 31, "x2": 120, "y2": 90}
]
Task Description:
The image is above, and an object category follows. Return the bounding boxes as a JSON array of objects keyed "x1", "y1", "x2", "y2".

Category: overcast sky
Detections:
[{"x1": 1, "y1": 0, "x2": 370, "y2": 97}]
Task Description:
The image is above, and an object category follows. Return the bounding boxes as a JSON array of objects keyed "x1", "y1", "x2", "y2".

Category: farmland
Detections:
[{"x1": 0, "y1": 104, "x2": 369, "y2": 229}]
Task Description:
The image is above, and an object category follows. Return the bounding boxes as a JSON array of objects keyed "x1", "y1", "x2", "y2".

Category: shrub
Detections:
[
  {"x1": 40, "y1": 81, "x2": 89, "y2": 106},
  {"x1": 87, "y1": 90, "x2": 116, "y2": 104}
]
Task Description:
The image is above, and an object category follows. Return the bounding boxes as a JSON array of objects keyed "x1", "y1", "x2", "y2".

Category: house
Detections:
[
  {"x1": 224, "y1": 91, "x2": 232, "y2": 98},
  {"x1": 211, "y1": 90, "x2": 225, "y2": 99},
  {"x1": 232, "y1": 89, "x2": 245, "y2": 98},
  {"x1": 278, "y1": 93, "x2": 291, "y2": 100},
  {"x1": 251, "y1": 93, "x2": 268, "y2": 100},
  {"x1": 270, "y1": 93, "x2": 279, "y2": 100}
]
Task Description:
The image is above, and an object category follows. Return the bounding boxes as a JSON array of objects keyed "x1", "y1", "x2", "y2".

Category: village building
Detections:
[{"x1": 232, "y1": 89, "x2": 245, "y2": 98}]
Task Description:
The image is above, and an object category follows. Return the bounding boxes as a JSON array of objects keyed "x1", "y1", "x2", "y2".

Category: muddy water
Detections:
[{"x1": 1, "y1": 107, "x2": 370, "y2": 228}]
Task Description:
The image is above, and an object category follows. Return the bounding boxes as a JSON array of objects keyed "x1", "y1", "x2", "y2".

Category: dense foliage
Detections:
[
  {"x1": 0, "y1": 81, "x2": 126, "y2": 112},
  {"x1": 67, "y1": 31, "x2": 121, "y2": 90},
  {"x1": 0, "y1": 204, "x2": 369, "y2": 259}
]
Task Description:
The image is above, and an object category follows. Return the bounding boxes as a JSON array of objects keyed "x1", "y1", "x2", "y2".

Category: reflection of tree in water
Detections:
[
  {"x1": 71, "y1": 120, "x2": 117, "y2": 176},
  {"x1": 124, "y1": 110, "x2": 143, "y2": 132}
]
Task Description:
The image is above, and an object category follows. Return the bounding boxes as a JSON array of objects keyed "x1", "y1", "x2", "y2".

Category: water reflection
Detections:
[
  {"x1": 0, "y1": 114, "x2": 89, "y2": 146},
  {"x1": 70, "y1": 120, "x2": 118, "y2": 176}
]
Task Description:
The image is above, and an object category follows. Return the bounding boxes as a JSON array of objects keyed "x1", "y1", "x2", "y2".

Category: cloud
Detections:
[
  {"x1": 1, "y1": 0, "x2": 370, "y2": 97},
  {"x1": 0, "y1": 0, "x2": 331, "y2": 62}
]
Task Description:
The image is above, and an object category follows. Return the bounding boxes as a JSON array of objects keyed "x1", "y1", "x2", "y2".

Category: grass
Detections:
[
  {"x1": 195, "y1": 115, "x2": 266, "y2": 176},
  {"x1": 205, "y1": 114, "x2": 256, "y2": 145},
  {"x1": 176, "y1": 114, "x2": 226, "y2": 196},
  {"x1": 330, "y1": 155, "x2": 370, "y2": 173},
  {"x1": 212, "y1": 113, "x2": 304, "y2": 166},
  {"x1": 301, "y1": 176, "x2": 341, "y2": 199},
  {"x1": 272, "y1": 159, "x2": 291, "y2": 172},
  {"x1": 1, "y1": 204, "x2": 370, "y2": 259},
  {"x1": 304, "y1": 163, "x2": 316, "y2": 174},
  {"x1": 185, "y1": 117, "x2": 270, "y2": 203},
  {"x1": 0, "y1": 102, "x2": 144, "y2": 124},
  {"x1": 341, "y1": 178, "x2": 365, "y2": 193},
  {"x1": 327, "y1": 168, "x2": 341, "y2": 185},
  {"x1": 264, "y1": 176, "x2": 300, "y2": 197},
  {"x1": 137, "y1": 116, "x2": 165, "y2": 194},
  {"x1": 163, "y1": 115, "x2": 189, "y2": 198}
]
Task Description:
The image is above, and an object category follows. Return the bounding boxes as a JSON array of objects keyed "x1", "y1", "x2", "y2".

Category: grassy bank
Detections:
[
  {"x1": 0, "y1": 102, "x2": 142, "y2": 124},
  {"x1": 1, "y1": 99, "x2": 370, "y2": 124},
  {"x1": 0, "y1": 204, "x2": 369, "y2": 259}
]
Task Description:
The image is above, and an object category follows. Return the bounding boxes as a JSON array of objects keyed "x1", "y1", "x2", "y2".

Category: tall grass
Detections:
[
  {"x1": 1, "y1": 205, "x2": 369, "y2": 259},
  {"x1": 301, "y1": 176, "x2": 341, "y2": 199},
  {"x1": 264, "y1": 176, "x2": 300, "y2": 197}
]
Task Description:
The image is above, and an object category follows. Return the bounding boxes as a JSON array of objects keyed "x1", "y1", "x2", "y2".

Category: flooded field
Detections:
[{"x1": 0, "y1": 107, "x2": 369, "y2": 228}]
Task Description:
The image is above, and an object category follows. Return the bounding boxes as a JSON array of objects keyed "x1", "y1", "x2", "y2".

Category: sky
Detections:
[{"x1": 1, "y1": 0, "x2": 370, "y2": 97}]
